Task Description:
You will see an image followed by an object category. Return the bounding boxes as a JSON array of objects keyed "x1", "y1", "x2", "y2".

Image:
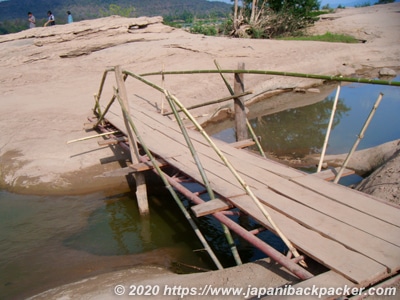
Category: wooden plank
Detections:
[
  {"x1": 101, "y1": 100, "x2": 394, "y2": 284},
  {"x1": 191, "y1": 199, "x2": 233, "y2": 217},
  {"x1": 253, "y1": 187, "x2": 400, "y2": 272},
  {"x1": 98, "y1": 136, "x2": 127, "y2": 146},
  {"x1": 292, "y1": 175, "x2": 400, "y2": 227},
  {"x1": 231, "y1": 195, "x2": 387, "y2": 285},
  {"x1": 312, "y1": 167, "x2": 355, "y2": 181},
  {"x1": 229, "y1": 138, "x2": 255, "y2": 149},
  {"x1": 238, "y1": 168, "x2": 400, "y2": 248},
  {"x1": 110, "y1": 104, "x2": 400, "y2": 247},
  {"x1": 129, "y1": 159, "x2": 168, "y2": 172},
  {"x1": 134, "y1": 103, "x2": 305, "y2": 179},
  {"x1": 109, "y1": 103, "x2": 400, "y2": 246},
  {"x1": 266, "y1": 271, "x2": 355, "y2": 300}
]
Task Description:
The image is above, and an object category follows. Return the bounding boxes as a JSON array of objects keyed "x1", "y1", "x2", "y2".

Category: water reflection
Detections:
[
  {"x1": 249, "y1": 97, "x2": 350, "y2": 158},
  {"x1": 0, "y1": 189, "x2": 208, "y2": 299},
  {"x1": 213, "y1": 76, "x2": 400, "y2": 158},
  {"x1": 63, "y1": 192, "x2": 201, "y2": 256}
]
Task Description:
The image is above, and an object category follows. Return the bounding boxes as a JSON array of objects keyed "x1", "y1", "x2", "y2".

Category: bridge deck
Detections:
[{"x1": 101, "y1": 99, "x2": 400, "y2": 290}]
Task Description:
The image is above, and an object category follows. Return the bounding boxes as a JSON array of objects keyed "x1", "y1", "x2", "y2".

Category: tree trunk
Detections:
[{"x1": 234, "y1": 0, "x2": 239, "y2": 30}]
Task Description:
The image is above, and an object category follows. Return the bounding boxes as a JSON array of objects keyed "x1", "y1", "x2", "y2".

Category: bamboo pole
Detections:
[
  {"x1": 333, "y1": 93, "x2": 384, "y2": 183},
  {"x1": 95, "y1": 73, "x2": 128, "y2": 128},
  {"x1": 164, "y1": 90, "x2": 243, "y2": 266},
  {"x1": 115, "y1": 91, "x2": 224, "y2": 270},
  {"x1": 121, "y1": 70, "x2": 304, "y2": 265},
  {"x1": 162, "y1": 91, "x2": 253, "y2": 116},
  {"x1": 317, "y1": 84, "x2": 341, "y2": 172},
  {"x1": 214, "y1": 60, "x2": 266, "y2": 158},
  {"x1": 115, "y1": 66, "x2": 148, "y2": 215},
  {"x1": 66, "y1": 131, "x2": 119, "y2": 144},
  {"x1": 140, "y1": 69, "x2": 400, "y2": 86},
  {"x1": 167, "y1": 91, "x2": 306, "y2": 267},
  {"x1": 157, "y1": 169, "x2": 314, "y2": 280},
  {"x1": 246, "y1": 118, "x2": 266, "y2": 158},
  {"x1": 93, "y1": 67, "x2": 115, "y2": 114}
]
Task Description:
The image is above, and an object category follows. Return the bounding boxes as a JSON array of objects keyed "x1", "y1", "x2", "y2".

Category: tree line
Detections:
[{"x1": 0, "y1": 0, "x2": 230, "y2": 34}]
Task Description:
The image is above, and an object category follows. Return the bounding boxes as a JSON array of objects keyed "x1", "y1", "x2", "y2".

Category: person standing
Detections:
[
  {"x1": 44, "y1": 11, "x2": 55, "y2": 27},
  {"x1": 28, "y1": 12, "x2": 36, "y2": 28},
  {"x1": 67, "y1": 11, "x2": 73, "y2": 24}
]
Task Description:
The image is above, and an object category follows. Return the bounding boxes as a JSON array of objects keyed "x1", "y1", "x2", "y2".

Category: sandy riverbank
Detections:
[
  {"x1": 1, "y1": 3, "x2": 400, "y2": 299},
  {"x1": 1, "y1": 3, "x2": 399, "y2": 195}
]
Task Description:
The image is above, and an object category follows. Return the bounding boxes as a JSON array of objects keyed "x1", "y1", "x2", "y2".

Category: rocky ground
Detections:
[{"x1": 1, "y1": 3, "x2": 400, "y2": 299}]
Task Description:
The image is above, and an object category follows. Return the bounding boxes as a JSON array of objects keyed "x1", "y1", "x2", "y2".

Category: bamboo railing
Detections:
[{"x1": 91, "y1": 64, "x2": 398, "y2": 278}]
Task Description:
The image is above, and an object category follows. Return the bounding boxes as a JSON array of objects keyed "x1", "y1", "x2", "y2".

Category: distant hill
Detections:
[{"x1": 0, "y1": 0, "x2": 231, "y2": 22}]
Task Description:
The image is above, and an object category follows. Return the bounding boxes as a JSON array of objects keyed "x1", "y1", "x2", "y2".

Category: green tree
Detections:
[
  {"x1": 100, "y1": 4, "x2": 136, "y2": 18},
  {"x1": 229, "y1": 0, "x2": 321, "y2": 38}
]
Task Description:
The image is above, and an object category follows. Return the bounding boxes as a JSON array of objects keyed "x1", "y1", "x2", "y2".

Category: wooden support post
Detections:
[
  {"x1": 234, "y1": 63, "x2": 248, "y2": 142},
  {"x1": 115, "y1": 66, "x2": 149, "y2": 214}
]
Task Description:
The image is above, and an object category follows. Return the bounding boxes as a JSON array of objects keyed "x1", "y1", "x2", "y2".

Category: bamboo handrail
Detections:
[
  {"x1": 167, "y1": 90, "x2": 306, "y2": 267},
  {"x1": 162, "y1": 90, "x2": 253, "y2": 116},
  {"x1": 140, "y1": 69, "x2": 400, "y2": 86},
  {"x1": 164, "y1": 90, "x2": 243, "y2": 266},
  {"x1": 93, "y1": 67, "x2": 115, "y2": 115},
  {"x1": 114, "y1": 89, "x2": 224, "y2": 270},
  {"x1": 66, "y1": 130, "x2": 119, "y2": 144},
  {"x1": 122, "y1": 70, "x2": 304, "y2": 265},
  {"x1": 214, "y1": 60, "x2": 266, "y2": 158}
]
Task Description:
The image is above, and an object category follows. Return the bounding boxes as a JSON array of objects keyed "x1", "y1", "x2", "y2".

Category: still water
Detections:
[
  {"x1": 0, "y1": 189, "x2": 208, "y2": 299},
  {"x1": 0, "y1": 184, "x2": 279, "y2": 299},
  {"x1": 213, "y1": 76, "x2": 400, "y2": 158}
]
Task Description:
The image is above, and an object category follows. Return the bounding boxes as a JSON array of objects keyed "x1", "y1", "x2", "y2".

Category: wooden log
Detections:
[
  {"x1": 191, "y1": 198, "x2": 233, "y2": 217},
  {"x1": 115, "y1": 66, "x2": 149, "y2": 215},
  {"x1": 234, "y1": 62, "x2": 248, "y2": 142},
  {"x1": 98, "y1": 136, "x2": 127, "y2": 146}
]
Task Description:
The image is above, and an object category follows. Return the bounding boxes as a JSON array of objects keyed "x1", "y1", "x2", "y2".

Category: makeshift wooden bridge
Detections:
[{"x1": 88, "y1": 66, "x2": 400, "y2": 298}]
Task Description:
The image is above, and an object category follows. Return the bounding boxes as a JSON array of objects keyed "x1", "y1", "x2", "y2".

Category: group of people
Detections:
[{"x1": 28, "y1": 10, "x2": 73, "y2": 28}]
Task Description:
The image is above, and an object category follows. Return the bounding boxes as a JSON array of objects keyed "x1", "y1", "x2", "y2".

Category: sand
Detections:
[
  {"x1": 1, "y1": 4, "x2": 400, "y2": 299},
  {"x1": 0, "y1": 4, "x2": 399, "y2": 194}
]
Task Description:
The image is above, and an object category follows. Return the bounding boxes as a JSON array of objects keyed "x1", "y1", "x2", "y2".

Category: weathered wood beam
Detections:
[
  {"x1": 97, "y1": 159, "x2": 168, "y2": 177},
  {"x1": 191, "y1": 198, "x2": 233, "y2": 217},
  {"x1": 229, "y1": 139, "x2": 255, "y2": 149},
  {"x1": 98, "y1": 136, "x2": 127, "y2": 146}
]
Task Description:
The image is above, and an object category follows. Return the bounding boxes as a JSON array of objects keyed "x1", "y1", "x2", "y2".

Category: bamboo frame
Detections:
[
  {"x1": 164, "y1": 90, "x2": 243, "y2": 266},
  {"x1": 122, "y1": 69, "x2": 305, "y2": 266},
  {"x1": 66, "y1": 130, "x2": 119, "y2": 144},
  {"x1": 214, "y1": 60, "x2": 266, "y2": 157},
  {"x1": 114, "y1": 89, "x2": 224, "y2": 270},
  {"x1": 140, "y1": 69, "x2": 400, "y2": 86},
  {"x1": 162, "y1": 91, "x2": 253, "y2": 116},
  {"x1": 154, "y1": 169, "x2": 314, "y2": 280},
  {"x1": 89, "y1": 64, "x2": 399, "y2": 284}
]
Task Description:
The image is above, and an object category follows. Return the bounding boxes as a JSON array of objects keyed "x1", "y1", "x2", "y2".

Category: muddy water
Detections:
[{"x1": 0, "y1": 189, "x2": 211, "y2": 299}]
